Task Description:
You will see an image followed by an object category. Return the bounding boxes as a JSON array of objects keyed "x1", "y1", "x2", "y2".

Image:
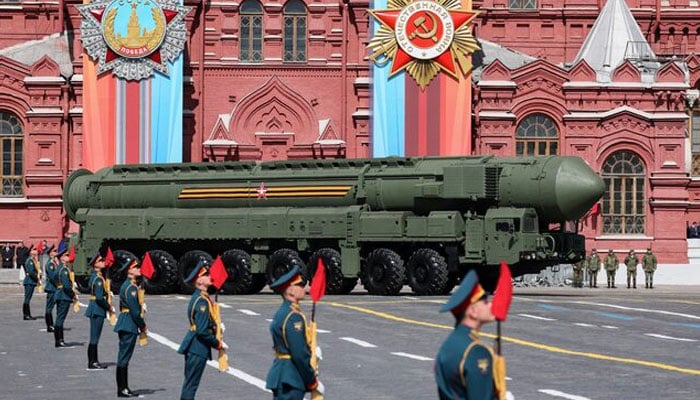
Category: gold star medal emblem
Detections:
[{"x1": 368, "y1": 0, "x2": 479, "y2": 89}]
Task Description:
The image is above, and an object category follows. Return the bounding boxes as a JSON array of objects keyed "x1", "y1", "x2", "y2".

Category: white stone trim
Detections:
[
  {"x1": 479, "y1": 111, "x2": 516, "y2": 119},
  {"x1": 477, "y1": 80, "x2": 516, "y2": 87}
]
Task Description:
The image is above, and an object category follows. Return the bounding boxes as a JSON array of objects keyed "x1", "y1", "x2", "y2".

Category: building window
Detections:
[
  {"x1": 515, "y1": 113, "x2": 558, "y2": 156},
  {"x1": 509, "y1": 0, "x2": 537, "y2": 9},
  {"x1": 283, "y1": 0, "x2": 307, "y2": 62},
  {"x1": 0, "y1": 111, "x2": 23, "y2": 197},
  {"x1": 240, "y1": 0, "x2": 263, "y2": 63},
  {"x1": 690, "y1": 109, "x2": 700, "y2": 175},
  {"x1": 601, "y1": 151, "x2": 645, "y2": 235}
]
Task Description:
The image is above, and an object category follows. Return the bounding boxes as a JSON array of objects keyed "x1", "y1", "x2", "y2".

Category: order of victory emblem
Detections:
[
  {"x1": 77, "y1": 0, "x2": 190, "y2": 80},
  {"x1": 368, "y1": 0, "x2": 479, "y2": 89}
]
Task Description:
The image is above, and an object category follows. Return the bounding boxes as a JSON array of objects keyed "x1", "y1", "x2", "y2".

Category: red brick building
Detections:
[{"x1": 1, "y1": 0, "x2": 700, "y2": 265}]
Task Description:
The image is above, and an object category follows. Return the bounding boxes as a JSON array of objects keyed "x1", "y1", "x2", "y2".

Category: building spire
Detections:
[{"x1": 572, "y1": 0, "x2": 654, "y2": 79}]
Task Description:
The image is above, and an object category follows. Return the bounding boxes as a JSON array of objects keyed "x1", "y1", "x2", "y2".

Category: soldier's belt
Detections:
[
  {"x1": 120, "y1": 307, "x2": 130, "y2": 313},
  {"x1": 90, "y1": 296, "x2": 96, "y2": 300},
  {"x1": 57, "y1": 285, "x2": 63, "y2": 289},
  {"x1": 274, "y1": 351, "x2": 291, "y2": 359}
]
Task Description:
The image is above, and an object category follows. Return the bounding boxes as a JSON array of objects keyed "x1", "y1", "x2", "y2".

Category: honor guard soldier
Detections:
[
  {"x1": 604, "y1": 250, "x2": 619, "y2": 288},
  {"x1": 22, "y1": 245, "x2": 39, "y2": 320},
  {"x1": 115, "y1": 257, "x2": 146, "y2": 397},
  {"x1": 624, "y1": 250, "x2": 639, "y2": 289},
  {"x1": 178, "y1": 261, "x2": 228, "y2": 400},
  {"x1": 43, "y1": 244, "x2": 58, "y2": 332},
  {"x1": 586, "y1": 249, "x2": 601, "y2": 288},
  {"x1": 435, "y1": 270, "x2": 498, "y2": 400},
  {"x1": 266, "y1": 266, "x2": 324, "y2": 400},
  {"x1": 85, "y1": 252, "x2": 113, "y2": 370},
  {"x1": 642, "y1": 248, "x2": 658, "y2": 289},
  {"x1": 53, "y1": 241, "x2": 76, "y2": 348}
]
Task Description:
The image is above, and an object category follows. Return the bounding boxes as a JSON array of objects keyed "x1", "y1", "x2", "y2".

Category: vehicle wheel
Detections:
[
  {"x1": 441, "y1": 272, "x2": 459, "y2": 295},
  {"x1": 249, "y1": 274, "x2": 268, "y2": 294},
  {"x1": 221, "y1": 249, "x2": 254, "y2": 294},
  {"x1": 178, "y1": 250, "x2": 212, "y2": 294},
  {"x1": 266, "y1": 248, "x2": 306, "y2": 286},
  {"x1": 107, "y1": 250, "x2": 138, "y2": 294},
  {"x1": 143, "y1": 250, "x2": 179, "y2": 295},
  {"x1": 308, "y1": 248, "x2": 345, "y2": 295},
  {"x1": 361, "y1": 248, "x2": 405, "y2": 295},
  {"x1": 407, "y1": 248, "x2": 449, "y2": 295}
]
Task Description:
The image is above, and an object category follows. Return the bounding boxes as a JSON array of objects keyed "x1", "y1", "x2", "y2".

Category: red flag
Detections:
[
  {"x1": 141, "y1": 252, "x2": 155, "y2": 280},
  {"x1": 209, "y1": 255, "x2": 228, "y2": 290},
  {"x1": 104, "y1": 247, "x2": 114, "y2": 268},
  {"x1": 36, "y1": 241, "x2": 44, "y2": 254},
  {"x1": 590, "y1": 203, "x2": 600, "y2": 216},
  {"x1": 68, "y1": 245, "x2": 76, "y2": 263},
  {"x1": 492, "y1": 261, "x2": 513, "y2": 322},
  {"x1": 309, "y1": 257, "x2": 327, "y2": 303}
]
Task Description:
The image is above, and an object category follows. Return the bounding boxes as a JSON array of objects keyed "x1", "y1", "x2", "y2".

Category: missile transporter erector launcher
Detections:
[{"x1": 63, "y1": 155, "x2": 605, "y2": 295}]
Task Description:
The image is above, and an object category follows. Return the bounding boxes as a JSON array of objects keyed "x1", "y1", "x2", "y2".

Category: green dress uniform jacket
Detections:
[
  {"x1": 53, "y1": 264, "x2": 75, "y2": 303},
  {"x1": 177, "y1": 290, "x2": 221, "y2": 360},
  {"x1": 85, "y1": 272, "x2": 110, "y2": 318},
  {"x1": 266, "y1": 300, "x2": 318, "y2": 395},
  {"x1": 435, "y1": 325, "x2": 497, "y2": 400},
  {"x1": 44, "y1": 260, "x2": 58, "y2": 293},
  {"x1": 115, "y1": 280, "x2": 145, "y2": 334},
  {"x1": 23, "y1": 258, "x2": 39, "y2": 286}
]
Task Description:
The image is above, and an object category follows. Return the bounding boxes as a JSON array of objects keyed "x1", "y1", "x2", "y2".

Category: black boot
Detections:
[
  {"x1": 87, "y1": 344, "x2": 106, "y2": 370},
  {"x1": 54, "y1": 327, "x2": 63, "y2": 348},
  {"x1": 117, "y1": 367, "x2": 135, "y2": 397},
  {"x1": 45, "y1": 313, "x2": 54, "y2": 332},
  {"x1": 23, "y1": 304, "x2": 36, "y2": 320}
]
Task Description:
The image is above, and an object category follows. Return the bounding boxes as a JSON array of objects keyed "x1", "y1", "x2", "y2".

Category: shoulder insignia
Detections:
[
  {"x1": 294, "y1": 321, "x2": 303, "y2": 331},
  {"x1": 478, "y1": 358, "x2": 489, "y2": 374},
  {"x1": 97, "y1": 281, "x2": 102, "y2": 286},
  {"x1": 130, "y1": 290, "x2": 136, "y2": 297},
  {"x1": 200, "y1": 305, "x2": 207, "y2": 312}
]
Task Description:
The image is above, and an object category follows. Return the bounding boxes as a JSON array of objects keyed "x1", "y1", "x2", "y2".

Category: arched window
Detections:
[
  {"x1": 0, "y1": 111, "x2": 23, "y2": 197},
  {"x1": 240, "y1": 0, "x2": 263, "y2": 63},
  {"x1": 601, "y1": 151, "x2": 645, "y2": 235},
  {"x1": 283, "y1": 0, "x2": 307, "y2": 62},
  {"x1": 515, "y1": 113, "x2": 558, "y2": 156}
]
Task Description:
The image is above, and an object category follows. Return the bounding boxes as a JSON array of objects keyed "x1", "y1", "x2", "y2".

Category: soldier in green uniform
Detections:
[
  {"x1": 178, "y1": 261, "x2": 228, "y2": 400},
  {"x1": 22, "y1": 245, "x2": 39, "y2": 320},
  {"x1": 571, "y1": 260, "x2": 584, "y2": 288},
  {"x1": 114, "y1": 257, "x2": 146, "y2": 397},
  {"x1": 435, "y1": 270, "x2": 498, "y2": 400},
  {"x1": 44, "y1": 244, "x2": 57, "y2": 332},
  {"x1": 266, "y1": 266, "x2": 324, "y2": 400},
  {"x1": 642, "y1": 247, "x2": 658, "y2": 289},
  {"x1": 85, "y1": 252, "x2": 112, "y2": 370},
  {"x1": 53, "y1": 240, "x2": 76, "y2": 348},
  {"x1": 624, "y1": 250, "x2": 639, "y2": 289},
  {"x1": 586, "y1": 249, "x2": 601, "y2": 288},
  {"x1": 603, "y1": 250, "x2": 619, "y2": 289}
]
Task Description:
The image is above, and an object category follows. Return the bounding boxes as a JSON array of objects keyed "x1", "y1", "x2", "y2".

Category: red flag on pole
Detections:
[
  {"x1": 141, "y1": 252, "x2": 155, "y2": 280},
  {"x1": 36, "y1": 241, "x2": 44, "y2": 254},
  {"x1": 104, "y1": 247, "x2": 115, "y2": 268},
  {"x1": 209, "y1": 255, "x2": 228, "y2": 290},
  {"x1": 68, "y1": 245, "x2": 76, "y2": 263},
  {"x1": 310, "y1": 257, "x2": 327, "y2": 303},
  {"x1": 492, "y1": 261, "x2": 513, "y2": 322}
]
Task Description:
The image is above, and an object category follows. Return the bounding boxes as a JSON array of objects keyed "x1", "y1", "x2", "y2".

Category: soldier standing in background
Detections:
[
  {"x1": 586, "y1": 249, "x2": 601, "y2": 288},
  {"x1": 2, "y1": 242, "x2": 14, "y2": 269},
  {"x1": 16, "y1": 241, "x2": 29, "y2": 270},
  {"x1": 642, "y1": 248, "x2": 658, "y2": 289},
  {"x1": 22, "y1": 245, "x2": 39, "y2": 320},
  {"x1": 44, "y1": 244, "x2": 58, "y2": 333},
  {"x1": 624, "y1": 250, "x2": 639, "y2": 289},
  {"x1": 572, "y1": 260, "x2": 585, "y2": 288},
  {"x1": 604, "y1": 250, "x2": 619, "y2": 289}
]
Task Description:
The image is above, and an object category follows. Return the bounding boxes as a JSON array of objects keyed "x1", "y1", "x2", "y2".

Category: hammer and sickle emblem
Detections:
[{"x1": 409, "y1": 12, "x2": 439, "y2": 43}]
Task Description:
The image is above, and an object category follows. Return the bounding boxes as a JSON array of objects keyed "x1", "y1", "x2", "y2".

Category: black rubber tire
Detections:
[
  {"x1": 178, "y1": 250, "x2": 213, "y2": 295},
  {"x1": 107, "y1": 250, "x2": 138, "y2": 294},
  {"x1": 308, "y1": 248, "x2": 346, "y2": 295},
  {"x1": 407, "y1": 248, "x2": 449, "y2": 295},
  {"x1": 143, "y1": 250, "x2": 179, "y2": 295},
  {"x1": 266, "y1": 248, "x2": 306, "y2": 286},
  {"x1": 361, "y1": 248, "x2": 405, "y2": 295},
  {"x1": 441, "y1": 272, "x2": 459, "y2": 295},
  {"x1": 249, "y1": 274, "x2": 268, "y2": 294},
  {"x1": 221, "y1": 249, "x2": 254, "y2": 294}
]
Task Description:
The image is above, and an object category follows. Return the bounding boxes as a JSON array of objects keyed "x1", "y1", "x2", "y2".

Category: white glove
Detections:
[
  {"x1": 220, "y1": 322, "x2": 226, "y2": 333},
  {"x1": 142, "y1": 303, "x2": 148, "y2": 313},
  {"x1": 220, "y1": 341, "x2": 229, "y2": 350},
  {"x1": 315, "y1": 346, "x2": 323, "y2": 361},
  {"x1": 315, "y1": 380, "x2": 325, "y2": 395}
]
